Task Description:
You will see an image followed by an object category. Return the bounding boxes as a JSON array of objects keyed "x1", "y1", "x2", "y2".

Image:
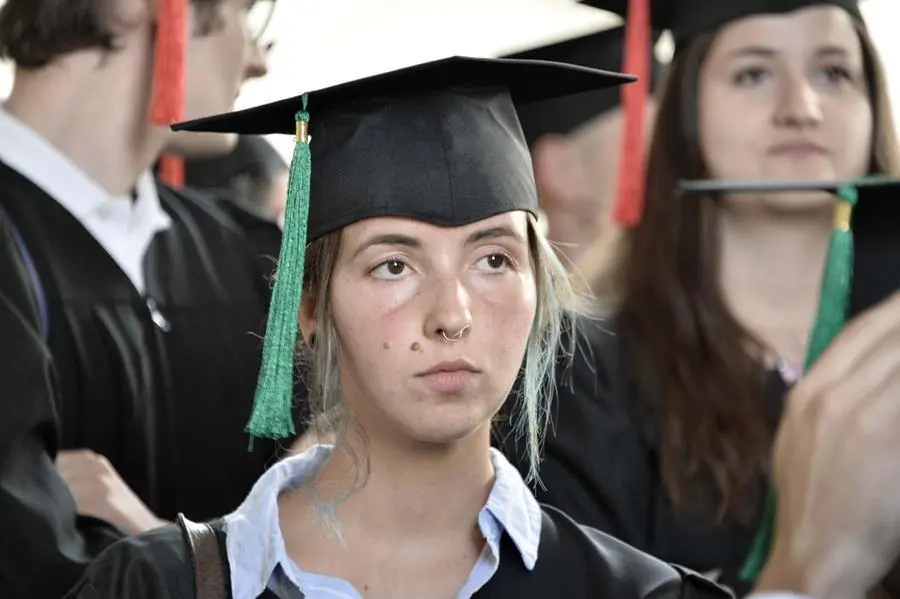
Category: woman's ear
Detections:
[{"x1": 298, "y1": 291, "x2": 318, "y2": 346}]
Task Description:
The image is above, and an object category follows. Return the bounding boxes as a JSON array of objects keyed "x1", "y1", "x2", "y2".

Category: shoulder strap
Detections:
[{"x1": 177, "y1": 513, "x2": 229, "y2": 599}]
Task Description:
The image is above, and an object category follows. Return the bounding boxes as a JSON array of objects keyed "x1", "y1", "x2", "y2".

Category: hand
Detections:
[
  {"x1": 56, "y1": 449, "x2": 167, "y2": 535},
  {"x1": 757, "y1": 292, "x2": 900, "y2": 599}
]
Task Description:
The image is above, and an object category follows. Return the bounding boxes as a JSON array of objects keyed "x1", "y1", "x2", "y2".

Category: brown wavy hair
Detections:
[{"x1": 612, "y1": 19, "x2": 900, "y2": 524}]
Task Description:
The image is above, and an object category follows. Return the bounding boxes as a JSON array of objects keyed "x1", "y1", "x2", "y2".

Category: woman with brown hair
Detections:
[{"x1": 499, "y1": 0, "x2": 900, "y2": 595}]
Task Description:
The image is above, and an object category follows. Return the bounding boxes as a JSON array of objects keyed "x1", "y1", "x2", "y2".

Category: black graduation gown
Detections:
[
  {"x1": 498, "y1": 318, "x2": 786, "y2": 598},
  {"x1": 64, "y1": 506, "x2": 730, "y2": 599},
  {"x1": 0, "y1": 160, "x2": 302, "y2": 598},
  {"x1": 0, "y1": 204, "x2": 124, "y2": 599}
]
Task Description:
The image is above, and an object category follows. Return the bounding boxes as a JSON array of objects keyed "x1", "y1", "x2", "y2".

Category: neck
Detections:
[
  {"x1": 717, "y1": 200, "x2": 833, "y2": 356},
  {"x1": 294, "y1": 427, "x2": 495, "y2": 542},
  {"x1": 4, "y1": 33, "x2": 167, "y2": 196}
]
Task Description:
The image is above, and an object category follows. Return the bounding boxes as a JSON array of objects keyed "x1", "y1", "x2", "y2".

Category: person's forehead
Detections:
[
  {"x1": 710, "y1": 6, "x2": 861, "y2": 55},
  {"x1": 341, "y1": 212, "x2": 530, "y2": 245}
]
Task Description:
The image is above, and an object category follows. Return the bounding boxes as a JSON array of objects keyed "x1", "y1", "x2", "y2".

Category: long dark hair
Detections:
[{"x1": 613, "y1": 20, "x2": 900, "y2": 524}]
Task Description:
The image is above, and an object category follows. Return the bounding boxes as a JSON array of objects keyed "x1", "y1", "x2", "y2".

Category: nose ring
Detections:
[{"x1": 440, "y1": 326, "x2": 469, "y2": 344}]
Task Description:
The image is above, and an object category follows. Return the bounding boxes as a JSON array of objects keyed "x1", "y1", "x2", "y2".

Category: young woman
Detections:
[
  {"x1": 60, "y1": 56, "x2": 734, "y2": 599},
  {"x1": 500, "y1": 0, "x2": 900, "y2": 595}
]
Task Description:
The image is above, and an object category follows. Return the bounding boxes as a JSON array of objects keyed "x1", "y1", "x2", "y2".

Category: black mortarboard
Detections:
[
  {"x1": 678, "y1": 175, "x2": 900, "y2": 581},
  {"x1": 664, "y1": 0, "x2": 861, "y2": 48},
  {"x1": 582, "y1": 0, "x2": 862, "y2": 49},
  {"x1": 184, "y1": 135, "x2": 287, "y2": 192},
  {"x1": 172, "y1": 56, "x2": 633, "y2": 442},
  {"x1": 506, "y1": 26, "x2": 665, "y2": 146}
]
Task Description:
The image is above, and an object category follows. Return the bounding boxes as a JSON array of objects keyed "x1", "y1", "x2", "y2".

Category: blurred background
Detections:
[{"x1": 1, "y1": 0, "x2": 896, "y2": 161}]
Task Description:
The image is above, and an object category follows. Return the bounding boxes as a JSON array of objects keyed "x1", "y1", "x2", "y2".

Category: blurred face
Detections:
[
  {"x1": 532, "y1": 100, "x2": 657, "y2": 264},
  {"x1": 698, "y1": 6, "x2": 872, "y2": 208},
  {"x1": 168, "y1": 0, "x2": 272, "y2": 157},
  {"x1": 325, "y1": 212, "x2": 537, "y2": 448}
]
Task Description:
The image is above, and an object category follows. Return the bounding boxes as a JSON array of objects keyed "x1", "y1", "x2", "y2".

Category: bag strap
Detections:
[{"x1": 177, "y1": 513, "x2": 229, "y2": 599}]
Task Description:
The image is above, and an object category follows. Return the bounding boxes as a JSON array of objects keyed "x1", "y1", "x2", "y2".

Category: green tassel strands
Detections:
[
  {"x1": 739, "y1": 184, "x2": 858, "y2": 583},
  {"x1": 245, "y1": 94, "x2": 312, "y2": 444},
  {"x1": 805, "y1": 184, "x2": 858, "y2": 367}
]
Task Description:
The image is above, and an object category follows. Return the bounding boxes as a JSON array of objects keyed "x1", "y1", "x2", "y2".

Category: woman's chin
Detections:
[
  {"x1": 760, "y1": 160, "x2": 840, "y2": 183},
  {"x1": 395, "y1": 410, "x2": 493, "y2": 448}
]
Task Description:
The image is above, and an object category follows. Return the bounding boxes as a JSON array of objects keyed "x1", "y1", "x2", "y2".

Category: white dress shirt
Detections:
[{"x1": 0, "y1": 107, "x2": 171, "y2": 294}]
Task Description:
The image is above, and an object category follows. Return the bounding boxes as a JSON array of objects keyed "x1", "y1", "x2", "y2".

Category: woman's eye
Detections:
[
  {"x1": 819, "y1": 65, "x2": 852, "y2": 85},
  {"x1": 733, "y1": 66, "x2": 771, "y2": 86},
  {"x1": 371, "y1": 259, "x2": 408, "y2": 279},
  {"x1": 476, "y1": 254, "x2": 512, "y2": 273}
]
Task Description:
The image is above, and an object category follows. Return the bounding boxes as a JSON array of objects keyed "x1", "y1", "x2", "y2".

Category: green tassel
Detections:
[
  {"x1": 245, "y1": 95, "x2": 312, "y2": 445},
  {"x1": 739, "y1": 185, "x2": 858, "y2": 583},
  {"x1": 804, "y1": 184, "x2": 857, "y2": 368},
  {"x1": 738, "y1": 492, "x2": 776, "y2": 582}
]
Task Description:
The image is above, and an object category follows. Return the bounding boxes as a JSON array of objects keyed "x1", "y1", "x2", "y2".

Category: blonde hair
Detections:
[{"x1": 297, "y1": 213, "x2": 583, "y2": 485}]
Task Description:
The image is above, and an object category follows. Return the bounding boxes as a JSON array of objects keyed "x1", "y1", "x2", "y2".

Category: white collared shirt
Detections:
[
  {"x1": 0, "y1": 107, "x2": 172, "y2": 294},
  {"x1": 225, "y1": 445, "x2": 542, "y2": 599}
]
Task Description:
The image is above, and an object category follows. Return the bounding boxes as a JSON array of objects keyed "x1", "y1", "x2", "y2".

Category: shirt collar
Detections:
[
  {"x1": 0, "y1": 106, "x2": 171, "y2": 229},
  {"x1": 484, "y1": 447, "x2": 542, "y2": 569},
  {"x1": 225, "y1": 445, "x2": 542, "y2": 599}
]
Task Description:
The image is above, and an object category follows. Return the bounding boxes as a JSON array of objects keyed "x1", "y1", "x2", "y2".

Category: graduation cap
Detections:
[
  {"x1": 184, "y1": 135, "x2": 287, "y2": 191},
  {"x1": 172, "y1": 55, "x2": 633, "y2": 442},
  {"x1": 677, "y1": 175, "x2": 900, "y2": 582},
  {"x1": 580, "y1": 0, "x2": 865, "y2": 226},
  {"x1": 505, "y1": 26, "x2": 665, "y2": 147},
  {"x1": 582, "y1": 0, "x2": 863, "y2": 49}
]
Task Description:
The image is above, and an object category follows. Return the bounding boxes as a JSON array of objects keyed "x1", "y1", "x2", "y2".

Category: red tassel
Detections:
[
  {"x1": 158, "y1": 155, "x2": 185, "y2": 188},
  {"x1": 149, "y1": 0, "x2": 187, "y2": 125},
  {"x1": 611, "y1": 0, "x2": 651, "y2": 227}
]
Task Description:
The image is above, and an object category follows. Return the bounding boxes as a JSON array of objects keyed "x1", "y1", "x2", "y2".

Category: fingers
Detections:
[
  {"x1": 56, "y1": 451, "x2": 122, "y2": 520},
  {"x1": 63, "y1": 473, "x2": 114, "y2": 506},
  {"x1": 854, "y1": 362, "x2": 900, "y2": 441},
  {"x1": 789, "y1": 292, "x2": 900, "y2": 412},
  {"x1": 56, "y1": 449, "x2": 114, "y2": 481}
]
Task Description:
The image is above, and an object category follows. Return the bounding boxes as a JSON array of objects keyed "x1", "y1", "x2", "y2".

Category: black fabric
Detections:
[
  {"x1": 185, "y1": 135, "x2": 287, "y2": 222},
  {"x1": 0, "y1": 207, "x2": 125, "y2": 599},
  {"x1": 0, "y1": 160, "x2": 303, "y2": 598},
  {"x1": 65, "y1": 505, "x2": 731, "y2": 599},
  {"x1": 172, "y1": 56, "x2": 633, "y2": 243},
  {"x1": 581, "y1": 0, "x2": 862, "y2": 48},
  {"x1": 846, "y1": 182, "x2": 900, "y2": 319},
  {"x1": 185, "y1": 135, "x2": 286, "y2": 192},
  {"x1": 498, "y1": 318, "x2": 785, "y2": 598},
  {"x1": 507, "y1": 26, "x2": 666, "y2": 146}
]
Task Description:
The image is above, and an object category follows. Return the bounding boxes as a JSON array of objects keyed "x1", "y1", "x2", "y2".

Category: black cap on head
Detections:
[
  {"x1": 184, "y1": 135, "x2": 287, "y2": 190},
  {"x1": 172, "y1": 55, "x2": 634, "y2": 443},
  {"x1": 174, "y1": 56, "x2": 633, "y2": 242},
  {"x1": 507, "y1": 26, "x2": 665, "y2": 146},
  {"x1": 582, "y1": 0, "x2": 862, "y2": 48}
]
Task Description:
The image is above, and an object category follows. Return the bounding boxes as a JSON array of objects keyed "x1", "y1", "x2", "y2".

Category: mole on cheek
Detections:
[
  {"x1": 410, "y1": 341, "x2": 421, "y2": 351},
  {"x1": 383, "y1": 342, "x2": 391, "y2": 350}
]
